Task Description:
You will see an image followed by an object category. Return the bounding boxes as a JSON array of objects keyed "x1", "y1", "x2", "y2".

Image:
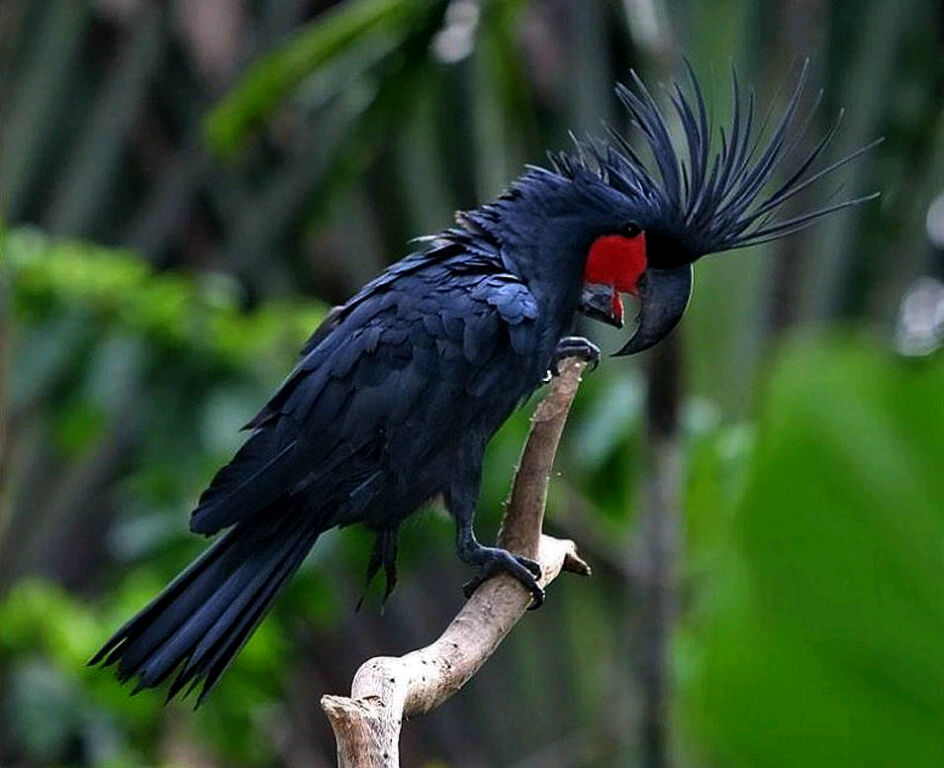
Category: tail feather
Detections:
[
  {"x1": 166, "y1": 518, "x2": 319, "y2": 702},
  {"x1": 131, "y1": 550, "x2": 273, "y2": 690},
  {"x1": 92, "y1": 534, "x2": 241, "y2": 672},
  {"x1": 119, "y1": 545, "x2": 246, "y2": 683},
  {"x1": 91, "y1": 509, "x2": 320, "y2": 703},
  {"x1": 196, "y1": 542, "x2": 314, "y2": 702}
]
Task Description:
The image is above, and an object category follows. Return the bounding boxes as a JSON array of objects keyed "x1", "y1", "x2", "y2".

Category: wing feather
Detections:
[{"x1": 191, "y1": 247, "x2": 539, "y2": 535}]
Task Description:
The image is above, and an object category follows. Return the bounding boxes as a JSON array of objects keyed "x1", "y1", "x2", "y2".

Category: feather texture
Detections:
[{"x1": 551, "y1": 59, "x2": 881, "y2": 258}]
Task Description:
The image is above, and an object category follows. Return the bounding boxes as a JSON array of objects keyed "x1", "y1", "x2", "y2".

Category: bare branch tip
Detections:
[{"x1": 563, "y1": 547, "x2": 592, "y2": 577}]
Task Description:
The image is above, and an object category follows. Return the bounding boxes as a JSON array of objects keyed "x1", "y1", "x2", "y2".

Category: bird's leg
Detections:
[
  {"x1": 549, "y1": 336, "x2": 600, "y2": 377},
  {"x1": 356, "y1": 527, "x2": 399, "y2": 611},
  {"x1": 446, "y1": 455, "x2": 545, "y2": 608}
]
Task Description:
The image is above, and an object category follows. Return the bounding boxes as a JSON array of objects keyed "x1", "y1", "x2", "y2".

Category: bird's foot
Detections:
[
  {"x1": 549, "y1": 336, "x2": 600, "y2": 377},
  {"x1": 459, "y1": 544, "x2": 545, "y2": 609}
]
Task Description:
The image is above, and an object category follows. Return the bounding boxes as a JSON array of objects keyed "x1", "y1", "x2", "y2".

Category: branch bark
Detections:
[{"x1": 320, "y1": 357, "x2": 592, "y2": 768}]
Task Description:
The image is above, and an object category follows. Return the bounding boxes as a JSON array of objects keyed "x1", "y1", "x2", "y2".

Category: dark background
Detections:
[{"x1": 2, "y1": 1, "x2": 942, "y2": 766}]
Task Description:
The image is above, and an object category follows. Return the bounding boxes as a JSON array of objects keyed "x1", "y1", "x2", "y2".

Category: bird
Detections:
[{"x1": 90, "y1": 60, "x2": 878, "y2": 704}]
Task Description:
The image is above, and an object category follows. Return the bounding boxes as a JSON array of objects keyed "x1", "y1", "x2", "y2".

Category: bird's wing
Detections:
[
  {"x1": 190, "y1": 252, "x2": 538, "y2": 536},
  {"x1": 243, "y1": 241, "x2": 465, "y2": 431}
]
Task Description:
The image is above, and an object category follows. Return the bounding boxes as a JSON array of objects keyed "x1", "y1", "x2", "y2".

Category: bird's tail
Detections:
[{"x1": 90, "y1": 508, "x2": 321, "y2": 704}]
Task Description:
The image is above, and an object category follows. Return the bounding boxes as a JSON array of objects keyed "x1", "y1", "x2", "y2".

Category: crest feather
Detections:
[{"x1": 550, "y1": 59, "x2": 881, "y2": 255}]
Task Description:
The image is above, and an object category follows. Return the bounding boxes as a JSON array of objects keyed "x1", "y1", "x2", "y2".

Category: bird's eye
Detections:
[{"x1": 620, "y1": 222, "x2": 642, "y2": 238}]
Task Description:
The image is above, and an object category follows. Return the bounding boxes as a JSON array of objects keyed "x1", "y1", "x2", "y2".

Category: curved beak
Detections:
[{"x1": 613, "y1": 265, "x2": 693, "y2": 356}]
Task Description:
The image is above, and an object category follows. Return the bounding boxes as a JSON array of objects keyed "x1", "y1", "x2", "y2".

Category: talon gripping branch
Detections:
[{"x1": 92, "y1": 62, "x2": 877, "y2": 703}]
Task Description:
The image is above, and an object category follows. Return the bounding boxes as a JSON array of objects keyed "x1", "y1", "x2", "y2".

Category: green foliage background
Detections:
[{"x1": 2, "y1": 1, "x2": 942, "y2": 766}]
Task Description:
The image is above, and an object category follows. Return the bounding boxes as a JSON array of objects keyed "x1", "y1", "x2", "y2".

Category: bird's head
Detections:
[{"x1": 479, "y1": 60, "x2": 879, "y2": 355}]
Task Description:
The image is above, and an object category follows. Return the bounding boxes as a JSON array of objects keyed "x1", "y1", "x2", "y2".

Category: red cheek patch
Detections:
[{"x1": 584, "y1": 233, "x2": 648, "y2": 294}]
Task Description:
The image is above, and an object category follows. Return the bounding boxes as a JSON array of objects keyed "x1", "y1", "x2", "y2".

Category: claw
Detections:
[
  {"x1": 519, "y1": 556, "x2": 543, "y2": 577},
  {"x1": 551, "y1": 336, "x2": 600, "y2": 375},
  {"x1": 462, "y1": 576, "x2": 484, "y2": 599},
  {"x1": 458, "y1": 545, "x2": 545, "y2": 608}
]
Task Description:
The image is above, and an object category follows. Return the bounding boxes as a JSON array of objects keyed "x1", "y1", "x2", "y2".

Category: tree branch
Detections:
[{"x1": 320, "y1": 357, "x2": 592, "y2": 768}]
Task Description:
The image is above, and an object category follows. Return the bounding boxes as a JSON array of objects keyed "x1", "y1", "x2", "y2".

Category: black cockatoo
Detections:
[{"x1": 92, "y1": 62, "x2": 876, "y2": 702}]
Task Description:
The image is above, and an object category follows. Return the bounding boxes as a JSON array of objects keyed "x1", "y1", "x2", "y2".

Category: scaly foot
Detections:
[{"x1": 459, "y1": 543, "x2": 545, "y2": 609}]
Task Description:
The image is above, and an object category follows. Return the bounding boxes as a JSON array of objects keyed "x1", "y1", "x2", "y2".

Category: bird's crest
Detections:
[{"x1": 549, "y1": 59, "x2": 881, "y2": 258}]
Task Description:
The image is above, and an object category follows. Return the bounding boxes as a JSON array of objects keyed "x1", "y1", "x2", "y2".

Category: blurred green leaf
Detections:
[
  {"x1": 681, "y1": 335, "x2": 944, "y2": 768},
  {"x1": 7, "y1": 660, "x2": 85, "y2": 761},
  {"x1": 7, "y1": 227, "x2": 325, "y2": 369},
  {"x1": 205, "y1": 0, "x2": 425, "y2": 156},
  {"x1": 1, "y1": 579, "x2": 100, "y2": 668},
  {"x1": 54, "y1": 400, "x2": 108, "y2": 458}
]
